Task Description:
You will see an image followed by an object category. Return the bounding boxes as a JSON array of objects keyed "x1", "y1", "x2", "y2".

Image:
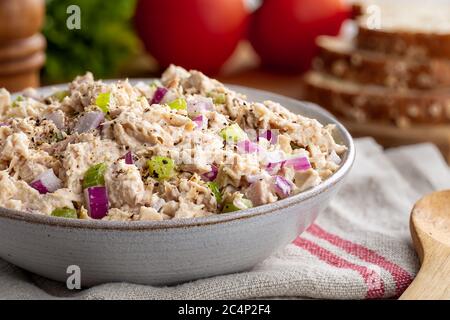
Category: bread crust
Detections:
[
  {"x1": 356, "y1": 25, "x2": 450, "y2": 59},
  {"x1": 315, "y1": 36, "x2": 450, "y2": 90},
  {"x1": 303, "y1": 72, "x2": 450, "y2": 126},
  {"x1": 309, "y1": 2, "x2": 450, "y2": 126}
]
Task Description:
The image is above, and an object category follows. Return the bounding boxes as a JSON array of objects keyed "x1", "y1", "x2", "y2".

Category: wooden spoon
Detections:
[{"x1": 400, "y1": 190, "x2": 450, "y2": 300}]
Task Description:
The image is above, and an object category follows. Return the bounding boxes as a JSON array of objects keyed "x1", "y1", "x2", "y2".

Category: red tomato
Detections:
[
  {"x1": 135, "y1": 0, "x2": 250, "y2": 75},
  {"x1": 249, "y1": 0, "x2": 350, "y2": 73}
]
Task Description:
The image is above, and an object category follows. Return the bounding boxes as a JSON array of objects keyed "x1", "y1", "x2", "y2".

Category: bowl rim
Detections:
[{"x1": 0, "y1": 82, "x2": 355, "y2": 231}]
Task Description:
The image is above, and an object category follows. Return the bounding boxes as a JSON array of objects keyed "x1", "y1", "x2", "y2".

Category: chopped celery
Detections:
[
  {"x1": 222, "y1": 203, "x2": 239, "y2": 213},
  {"x1": 51, "y1": 207, "x2": 78, "y2": 219},
  {"x1": 82, "y1": 163, "x2": 107, "y2": 189},
  {"x1": 207, "y1": 92, "x2": 226, "y2": 104},
  {"x1": 168, "y1": 98, "x2": 187, "y2": 110},
  {"x1": 12, "y1": 96, "x2": 24, "y2": 108},
  {"x1": 51, "y1": 90, "x2": 70, "y2": 102},
  {"x1": 95, "y1": 92, "x2": 111, "y2": 113},
  {"x1": 147, "y1": 156, "x2": 175, "y2": 181},
  {"x1": 53, "y1": 131, "x2": 65, "y2": 142},
  {"x1": 213, "y1": 93, "x2": 226, "y2": 104},
  {"x1": 207, "y1": 181, "x2": 222, "y2": 204},
  {"x1": 222, "y1": 198, "x2": 253, "y2": 213},
  {"x1": 220, "y1": 123, "x2": 247, "y2": 143}
]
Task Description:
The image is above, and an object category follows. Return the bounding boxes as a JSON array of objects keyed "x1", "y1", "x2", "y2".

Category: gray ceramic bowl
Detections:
[{"x1": 0, "y1": 83, "x2": 355, "y2": 286}]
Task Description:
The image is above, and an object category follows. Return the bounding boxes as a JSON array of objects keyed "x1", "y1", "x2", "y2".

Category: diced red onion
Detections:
[
  {"x1": 84, "y1": 186, "x2": 109, "y2": 219},
  {"x1": 0, "y1": 123, "x2": 9, "y2": 127},
  {"x1": 124, "y1": 151, "x2": 134, "y2": 165},
  {"x1": 266, "y1": 156, "x2": 311, "y2": 174},
  {"x1": 193, "y1": 115, "x2": 208, "y2": 129},
  {"x1": 30, "y1": 169, "x2": 62, "y2": 194},
  {"x1": 150, "y1": 87, "x2": 168, "y2": 105},
  {"x1": 29, "y1": 180, "x2": 48, "y2": 194},
  {"x1": 187, "y1": 96, "x2": 214, "y2": 117},
  {"x1": 201, "y1": 165, "x2": 218, "y2": 181},
  {"x1": 237, "y1": 140, "x2": 261, "y2": 154},
  {"x1": 258, "y1": 129, "x2": 278, "y2": 144},
  {"x1": 264, "y1": 151, "x2": 285, "y2": 174},
  {"x1": 45, "y1": 111, "x2": 65, "y2": 130},
  {"x1": 284, "y1": 156, "x2": 311, "y2": 171},
  {"x1": 271, "y1": 175, "x2": 293, "y2": 198},
  {"x1": 73, "y1": 112, "x2": 104, "y2": 134}
]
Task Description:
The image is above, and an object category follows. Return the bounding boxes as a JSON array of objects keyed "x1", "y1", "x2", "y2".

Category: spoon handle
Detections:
[{"x1": 400, "y1": 252, "x2": 450, "y2": 300}]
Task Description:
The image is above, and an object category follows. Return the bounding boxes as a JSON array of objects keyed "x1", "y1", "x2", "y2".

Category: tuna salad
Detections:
[{"x1": 0, "y1": 65, "x2": 346, "y2": 221}]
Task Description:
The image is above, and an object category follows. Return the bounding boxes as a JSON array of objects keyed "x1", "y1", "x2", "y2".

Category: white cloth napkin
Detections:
[{"x1": 1, "y1": 138, "x2": 449, "y2": 300}]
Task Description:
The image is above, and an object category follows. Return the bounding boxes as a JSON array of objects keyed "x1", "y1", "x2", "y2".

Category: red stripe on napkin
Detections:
[
  {"x1": 307, "y1": 224, "x2": 413, "y2": 296},
  {"x1": 293, "y1": 237, "x2": 385, "y2": 299}
]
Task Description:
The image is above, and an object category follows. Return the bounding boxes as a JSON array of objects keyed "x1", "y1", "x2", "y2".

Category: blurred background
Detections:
[
  {"x1": 0, "y1": 0, "x2": 350, "y2": 94},
  {"x1": 1, "y1": 0, "x2": 450, "y2": 159}
]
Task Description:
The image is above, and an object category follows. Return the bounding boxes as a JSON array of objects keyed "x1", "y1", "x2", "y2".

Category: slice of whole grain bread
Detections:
[
  {"x1": 303, "y1": 71, "x2": 450, "y2": 126},
  {"x1": 315, "y1": 35, "x2": 450, "y2": 90},
  {"x1": 354, "y1": 1, "x2": 450, "y2": 59}
]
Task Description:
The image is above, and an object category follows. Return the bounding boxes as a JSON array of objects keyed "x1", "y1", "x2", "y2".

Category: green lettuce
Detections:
[{"x1": 42, "y1": 0, "x2": 139, "y2": 84}]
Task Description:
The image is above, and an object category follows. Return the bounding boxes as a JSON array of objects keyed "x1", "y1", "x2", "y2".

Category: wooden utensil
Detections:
[
  {"x1": 0, "y1": 0, "x2": 44, "y2": 42},
  {"x1": 400, "y1": 190, "x2": 450, "y2": 299}
]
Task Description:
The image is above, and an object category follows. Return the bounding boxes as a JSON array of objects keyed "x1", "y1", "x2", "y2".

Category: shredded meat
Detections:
[{"x1": 0, "y1": 65, "x2": 346, "y2": 221}]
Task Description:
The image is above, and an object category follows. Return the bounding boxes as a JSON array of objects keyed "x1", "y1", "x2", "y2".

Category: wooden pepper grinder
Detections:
[{"x1": 0, "y1": 0, "x2": 46, "y2": 92}]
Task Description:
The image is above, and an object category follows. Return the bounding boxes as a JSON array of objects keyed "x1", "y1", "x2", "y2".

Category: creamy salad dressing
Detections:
[{"x1": 0, "y1": 65, "x2": 345, "y2": 221}]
